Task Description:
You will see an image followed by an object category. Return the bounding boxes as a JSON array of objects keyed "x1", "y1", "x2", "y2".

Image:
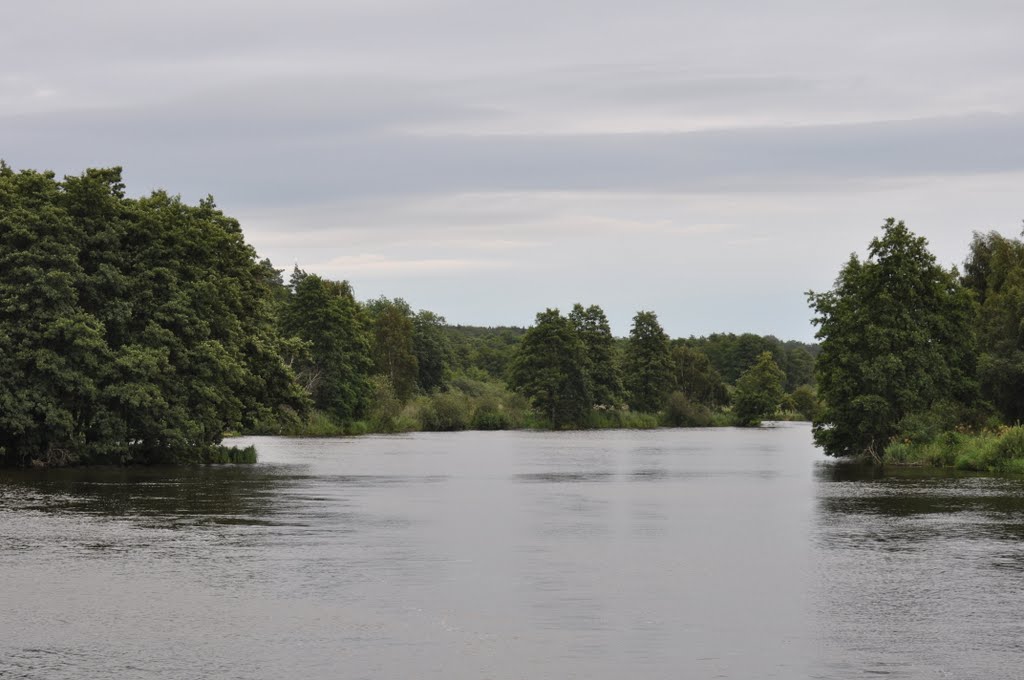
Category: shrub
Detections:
[
  {"x1": 662, "y1": 391, "x2": 712, "y2": 427},
  {"x1": 417, "y1": 392, "x2": 471, "y2": 431}
]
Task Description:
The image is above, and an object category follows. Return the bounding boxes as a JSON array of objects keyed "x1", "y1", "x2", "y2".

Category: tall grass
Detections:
[{"x1": 884, "y1": 426, "x2": 1024, "y2": 473}]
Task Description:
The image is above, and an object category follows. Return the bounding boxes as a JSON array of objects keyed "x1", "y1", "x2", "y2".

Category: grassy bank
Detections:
[
  {"x1": 252, "y1": 392, "x2": 810, "y2": 438},
  {"x1": 884, "y1": 426, "x2": 1024, "y2": 473}
]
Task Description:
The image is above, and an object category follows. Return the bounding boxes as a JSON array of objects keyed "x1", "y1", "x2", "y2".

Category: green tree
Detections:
[
  {"x1": 808, "y1": 219, "x2": 977, "y2": 459},
  {"x1": 280, "y1": 269, "x2": 372, "y2": 422},
  {"x1": 671, "y1": 345, "x2": 729, "y2": 407},
  {"x1": 732, "y1": 351, "x2": 785, "y2": 425},
  {"x1": 568, "y1": 303, "x2": 623, "y2": 407},
  {"x1": 789, "y1": 384, "x2": 821, "y2": 421},
  {"x1": 509, "y1": 309, "x2": 592, "y2": 427},
  {"x1": 365, "y1": 297, "x2": 419, "y2": 401},
  {"x1": 962, "y1": 230, "x2": 1024, "y2": 423},
  {"x1": 0, "y1": 165, "x2": 306, "y2": 465},
  {"x1": 412, "y1": 309, "x2": 452, "y2": 393},
  {"x1": 624, "y1": 310, "x2": 673, "y2": 413}
]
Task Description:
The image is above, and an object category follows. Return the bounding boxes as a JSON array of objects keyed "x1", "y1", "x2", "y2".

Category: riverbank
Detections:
[
  {"x1": 884, "y1": 426, "x2": 1024, "y2": 473},
  {"x1": 251, "y1": 406, "x2": 744, "y2": 437}
]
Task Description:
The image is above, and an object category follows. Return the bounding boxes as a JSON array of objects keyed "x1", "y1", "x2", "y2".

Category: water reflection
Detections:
[{"x1": 812, "y1": 460, "x2": 1024, "y2": 678}]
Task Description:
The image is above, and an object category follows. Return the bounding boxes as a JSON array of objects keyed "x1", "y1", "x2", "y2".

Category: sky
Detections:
[{"x1": 3, "y1": 1, "x2": 1024, "y2": 341}]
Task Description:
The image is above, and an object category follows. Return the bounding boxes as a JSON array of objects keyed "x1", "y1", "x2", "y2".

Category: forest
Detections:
[{"x1": 5, "y1": 165, "x2": 1022, "y2": 470}]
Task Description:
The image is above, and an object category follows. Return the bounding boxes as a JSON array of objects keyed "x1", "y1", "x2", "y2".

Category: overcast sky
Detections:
[{"x1": 4, "y1": 1, "x2": 1023, "y2": 341}]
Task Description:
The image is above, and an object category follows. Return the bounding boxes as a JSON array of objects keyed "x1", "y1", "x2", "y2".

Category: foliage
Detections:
[
  {"x1": 588, "y1": 409, "x2": 661, "y2": 430},
  {"x1": 623, "y1": 310, "x2": 674, "y2": 413},
  {"x1": 788, "y1": 384, "x2": 821, "y2": 421},
  {"x1": 0, "y1": 165, "x2": 307, "y2": 466},
  {"x1": 680, "y1": 333, "x2": 817, "y2": 392},
  {"x1": 569, "y1": 303, "x2": 623, "y2": 407},
  {"x1": 884, "y1": 425, "x2": 1024, "y2": 473},
  {"x1": 662, "y1": 391, "x2": 713, "y2": 427},
  {"x1": 280, "y1": 268, "x2": 372, "y2": 422},
  {"x1": 962, "y1": 230, "x2": 1024, "y2": 423},
  {"x1": 732, "y1": 351, "x2": 786, "y2": 425},
  {"x1": 412, "y1": 309, "x2": 453, "y2": 393},
  {"x1": 446, "y1": 325, "x2": 526, "y2": 381},
  {"x1": 671, "y1": 345, "x2": 729, "y2": 407},
  {"x1": 366, "y1": 375, "x2": 404, "y2": 432},
  {"x1": 414, "y1": 391, "x2": 472, "y2": 431},
  {"x1": 808, "y1": 219, "x2": 978, "y2": 459},
  {"x1": 365, "y1": 297, "x2": 419, "y2": 401},
  {"x1": 509, "y1": 308, "x2": 592, "y2": 428}
]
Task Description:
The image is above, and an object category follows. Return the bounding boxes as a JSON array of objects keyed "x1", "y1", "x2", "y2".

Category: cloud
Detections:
[
  {"x1": 4, "y1": 0, "x2": 1024, "y2": 340},
  {"x1": 304, "y1": 254, "x2": 514, "y2": 279}
]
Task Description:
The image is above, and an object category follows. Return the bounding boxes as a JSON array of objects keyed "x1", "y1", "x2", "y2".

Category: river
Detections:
[{"x1": 2, "y1": 424, "x2": 1024, "y2": 678}]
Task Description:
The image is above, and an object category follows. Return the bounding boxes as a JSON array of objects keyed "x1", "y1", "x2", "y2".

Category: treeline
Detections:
[
  {"x1": 810, "y1": 219, "x2": 1024, "y2": 472},
  {"x1": 263, "y1": 277, "x2": 820, "y2": 435},
  {"x1": 0, "y1": 165, "x2": 818, "y2": 466}
]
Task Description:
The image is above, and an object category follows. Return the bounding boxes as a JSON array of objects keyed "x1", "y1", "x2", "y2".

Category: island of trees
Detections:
[{"x1": 7, "y1": 165, "x2": 1023, "y2": 472}]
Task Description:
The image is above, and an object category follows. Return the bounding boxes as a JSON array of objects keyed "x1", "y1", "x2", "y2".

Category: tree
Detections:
[
  {"x1": 364, "y1": 297, "x2": 419, "y2": 401},
  {"x1": 808, "y1": 219, "x2": 977, "y2": 460},
  {"x1": 412, "y1": 310, "x2": 452, "y2": 393},
  {"x1": 671, "y1": 345, "x2": 729, "y2": 407},
  {"x1": 732, "y1": 351, "x2": 785, "y2": 425},
  {"x1": 509, "y1": 309, "x2": 592, "y2": 427},
  {"x1": 623, "y1": 310, "x2": 673, "y2": 413},
  {"x1": 568, "y1": 303, "x2": 623, "y2": 407},
  {"x1": 280, "y1": 269, "x2": 372, "y2": 422},
  {"x1": 962, "y1": 230, "x2": 1024, "y2": 423},
  {"x1": 0, "y1": 165, "x2": 306, "y2": 465},
  {"x1": 789, "y1": 384, "x2": 820, "y2": 421}
]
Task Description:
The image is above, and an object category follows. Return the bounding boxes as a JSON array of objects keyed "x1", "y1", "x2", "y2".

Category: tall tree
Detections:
[
  {"x1": 365, "y1": 297, "x2": 419, "y2": 401},
  {"x1": 0, "y1": 165, "x2": 306, "y2": 465},
  {"x1": 280, "y1": 269, "x2": 372, "y2": 421},
  {"x1": 671, "y1": 345, "x2": 729, "y2": 407},
  {"x1": 962, "y1": 230, "x2": 1024, "y2": 423},
  {"x1": 808, "y1": 219, "x2": 977, "y2": 460},
  {"x1": 624, "y1": 310, "x2": 674, "y2": 413},
  {"x1": 568, "y1": 303, "x2": 623, "y2": 407},
  {"x1": 509, "y1": 309, "x2": 592, "y2": 427},
  {"x1": 412, "y1": 309, "x2": 452, "y2": 393},
  {"x1": 732, "y1": 351, "x2": 785, "y2": 425}
]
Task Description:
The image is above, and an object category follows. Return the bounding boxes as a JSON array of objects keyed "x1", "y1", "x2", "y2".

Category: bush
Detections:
[
  {"x1": 367, "y1": 376, "x2": 405, "y2": 432},
  {"x1": 896, "y1": 401, "x2": 961, "y2": 445},
  {"x1": 471, "y1": 396, "x2": 512, "y2": 430},
  {"x1": 662, "y1": 391, "x2": 712, "y2": 427},
  {"x1": 992, "y1": 426, "x2": 1024, "y2": 463},
  {"x1": 416, "y1": 392, "x2": 471, "y2": 431}
]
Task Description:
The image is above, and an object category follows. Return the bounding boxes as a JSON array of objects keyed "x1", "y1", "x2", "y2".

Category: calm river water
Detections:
[{"x1": 3, "y1": 424, "x2": 1024, "y2": 679}]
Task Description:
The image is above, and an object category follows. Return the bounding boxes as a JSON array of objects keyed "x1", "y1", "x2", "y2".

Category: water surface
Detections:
[{"x1": 3, "y1": 424, "x2": 1024, "y2": 678}]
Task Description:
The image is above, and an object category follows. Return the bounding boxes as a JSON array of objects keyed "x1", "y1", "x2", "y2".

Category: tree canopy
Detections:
[
  {"x1": 623, "y1": 311, "x2": 674, "y2": 413},
  {"x1": 808, "y1": 219, "x2": 977, "y2": 459},
  {"x1": 509, "y1": 308, "x2": 592, "y2": 428},
  {"x1": 0, "y1": 165, "x2": 306, "y2": 466},
  {"x1": 732, "y1": 351, "x2": 785, "y2": 425},
  {"x1": 279, "y1": 268, "x2": 372, "y2": 421},
  {"x1": 569, "y1": 303, "x2": 623, "y2": 407},
  {"x1": 962, "y1": 230, "x2": 1024, "y2": 423}
]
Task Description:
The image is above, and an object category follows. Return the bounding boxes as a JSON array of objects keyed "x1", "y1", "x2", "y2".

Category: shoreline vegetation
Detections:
[
  {"x1": 884, "y1": 427, "x2": 1024, "y2": 474},
  {"x1": 5, "y1": 165, "x2": 1024, "y2": 473},
  {"x1": 0, "y1": 165, "x2": 817, "y2": 467},
  {"x1": 810, "y1": 220, "x2": 1024, "y2": 474}
]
